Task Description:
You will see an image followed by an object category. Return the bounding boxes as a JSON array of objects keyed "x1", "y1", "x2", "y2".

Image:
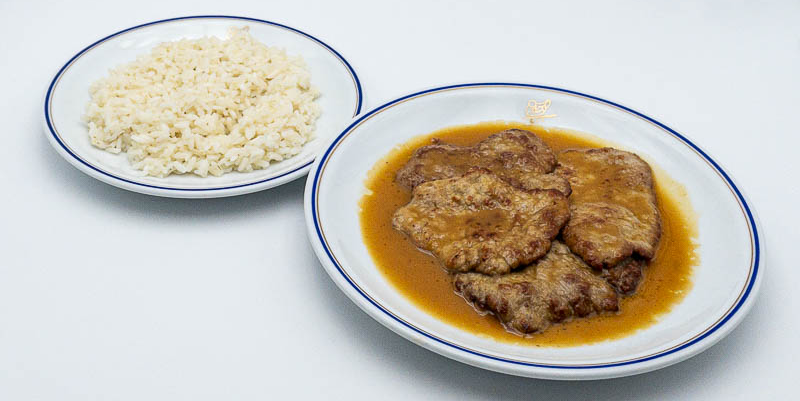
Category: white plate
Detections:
[
  {"x1": 304, "y1": 83, "x2": 763, "y2": 380},
  {"x1": 43, "y1": 15, "x2": 362, "y2": 198}
]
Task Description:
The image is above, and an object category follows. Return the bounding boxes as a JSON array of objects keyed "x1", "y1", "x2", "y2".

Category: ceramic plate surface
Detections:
[
  {"x1": 304, "y1": 83, "x2": 763, "y2": 380},
  {"x1": 44, "y1": 15, "x2": 362, "y2": 198}
]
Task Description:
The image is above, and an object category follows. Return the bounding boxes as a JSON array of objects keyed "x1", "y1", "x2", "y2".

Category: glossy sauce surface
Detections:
[{"x1": 359, "y1": 122, "x2": 698, "y2": 346}]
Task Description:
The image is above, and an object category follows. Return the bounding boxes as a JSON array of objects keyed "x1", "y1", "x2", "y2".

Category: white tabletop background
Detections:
[{"x1": 1, "y1": 0, "x2": 798, "y2": 399}]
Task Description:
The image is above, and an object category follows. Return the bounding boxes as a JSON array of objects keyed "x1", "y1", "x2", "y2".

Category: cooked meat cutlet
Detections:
[
  {"x1": 602, "y1": 258, "x2": 644, "y2": 294},
  {"x1": 453, "y1": 241, "x2": 619, "y2": 334},
  {"x1": 556, "y1": 148, "x2": 662, "y2": 269},
  {"x1": 392, "y1": 169, "x2": 570, "y2": 275},
  {"x1": 396, "y1": 129, "x2": 571, "y2": 195}
]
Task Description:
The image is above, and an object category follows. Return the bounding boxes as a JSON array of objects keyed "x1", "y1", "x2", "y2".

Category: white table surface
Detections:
[{"x1": 2, "y1": 0, "x2": 798, "y2": 399}]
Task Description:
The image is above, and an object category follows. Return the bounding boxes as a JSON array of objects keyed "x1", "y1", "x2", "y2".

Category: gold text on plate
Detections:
[{"x1": 526, "y1": 100, "x2": 557, "y2": 123}]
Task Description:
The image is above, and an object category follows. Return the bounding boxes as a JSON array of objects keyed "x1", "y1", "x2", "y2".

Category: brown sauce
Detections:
[{"x1": 359, "y1": 121, "x2": 698, "y2": 346}]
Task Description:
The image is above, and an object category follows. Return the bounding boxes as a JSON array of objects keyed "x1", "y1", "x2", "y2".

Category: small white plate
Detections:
[
  {"x1": 304, "y1": 83, "x2": 764, "y2": 380},
  {"x1": 43, "y1": 15, "x2": 362, "y2": 198}
]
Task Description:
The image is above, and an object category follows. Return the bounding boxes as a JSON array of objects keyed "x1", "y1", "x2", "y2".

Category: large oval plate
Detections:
[
  {"x1": 44, "y1": 15, "x2": 362, "y2": 198},
  {"x1": 304, "y1": 83, "x2": 763, "y2": 380}
]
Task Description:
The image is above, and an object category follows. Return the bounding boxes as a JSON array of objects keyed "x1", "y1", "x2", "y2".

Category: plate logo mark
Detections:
[{"x1": 526, "y1": 99, "x2": 557, "y2": 123}]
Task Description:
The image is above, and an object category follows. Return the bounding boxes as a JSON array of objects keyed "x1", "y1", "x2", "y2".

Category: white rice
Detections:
[{"x1": 84, "y1": 27, "x2": 321, "y2": 178}]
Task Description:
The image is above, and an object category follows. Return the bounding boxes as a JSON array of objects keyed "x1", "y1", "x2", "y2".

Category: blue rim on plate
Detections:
[
  {"x1": 310, "y1": 82, "x2": 760, "y2": 370},
  {"x1": 44, "y1": 15, "x2": 363, "y2": 192}
]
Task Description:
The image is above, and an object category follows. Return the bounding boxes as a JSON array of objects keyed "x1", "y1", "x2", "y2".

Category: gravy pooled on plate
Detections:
[{"x1": 360, "y1": 122, "x2": 698, "y2": 346}]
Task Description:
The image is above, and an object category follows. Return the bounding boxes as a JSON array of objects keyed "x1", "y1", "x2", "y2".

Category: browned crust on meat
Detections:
[
  {"x1": 453, "y1": 242, "x2": 619, "y2": 334},
  {"x1": 392, "y1": 169, "x2": 570, "y2": 275},
  {"x1": 556, "y1": 148, "x2": 662, "y2": 269},
  {"x1": 602, "y1": 258, "x2": 644, "y2": 294},
  {"x1": 396, "y1": 129, "x2": 571, "y2": 196}
]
